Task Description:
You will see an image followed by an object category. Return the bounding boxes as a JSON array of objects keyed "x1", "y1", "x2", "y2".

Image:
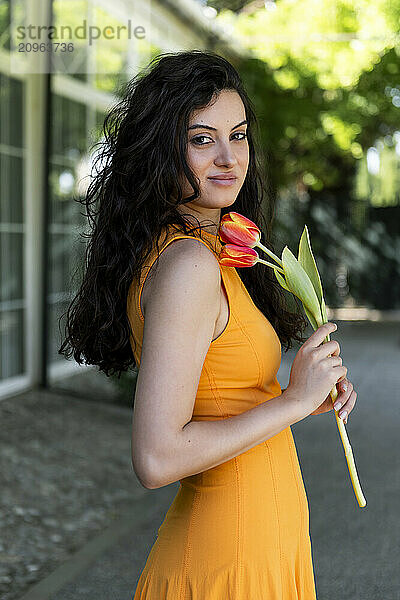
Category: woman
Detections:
[{"x1": 60, "y1": 50, "x2": 357, "y2": 598}]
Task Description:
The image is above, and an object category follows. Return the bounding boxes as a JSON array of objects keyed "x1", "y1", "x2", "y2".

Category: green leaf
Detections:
[
  {"x1": 298, "y1": 224, "x2": 324, "y2": 306},
  {"x1": 282, "y1": 245, "x2": 323, "y2": 325},
  {"x1": 273, "y1": 267, "x2": 291, "y2": 291},
  {"x1": 303, "y1": 304, "x2": 319, "y2": 330},
  {"x1": 320, "y1": 295, "x2": 328, "y2": 323}
]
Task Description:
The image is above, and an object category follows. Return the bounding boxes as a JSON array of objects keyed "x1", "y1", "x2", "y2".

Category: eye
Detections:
[
  {"x1": 191, "y1": 131, "x2": 247, "y2": 146},
  {"x1": 232, "y1": 131, "x2": 247, "y2": 141},
  {"x1": 191, "y1": 135, "x2": 212, "y2": 145}
]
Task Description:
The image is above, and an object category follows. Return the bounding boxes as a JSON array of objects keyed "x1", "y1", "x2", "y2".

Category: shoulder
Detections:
[
  {"x1": 142, "y1": 234, "x2": 221, "y2": 319},
  {"x1": 158, "y1": 233, "x2": 220, "y2": 274}
]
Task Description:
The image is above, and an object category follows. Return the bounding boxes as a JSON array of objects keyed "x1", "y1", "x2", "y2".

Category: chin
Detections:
[
  {"x1": 222, "y1": 196, "x2": 238, "y2": 207},
  {"x1": 205, "y1": 190, "x2": 238, "y2": 203},
  {"x1": 206, "y1": 198, "x2": 236, "y2": 210}
]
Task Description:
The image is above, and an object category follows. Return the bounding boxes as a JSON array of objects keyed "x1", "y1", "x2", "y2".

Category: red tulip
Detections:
[
  {"x1": 219, "y1": 243, "x2": 285, "y2": 274},
  {"x1": 219, "y1": 212, "x2": 261, "y2": 247},
  {"x1": 219, "y1": 244, "x2": 259, "y2": 267},
  {"x1": 219, "y1": 211, "x2": 284, "y2": 269}
]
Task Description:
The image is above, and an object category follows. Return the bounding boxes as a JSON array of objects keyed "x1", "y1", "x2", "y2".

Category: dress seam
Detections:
[
  {"x1": 233, "y1": 311, "x2": 263, "y2": 388},
  {"x1": 263, "y1": 441, "x2": 284, "y2": 595},
  {"x1": 233, "y1": 456, "x2": 243, "y2": 598},
  {"x1": 178, "y1": 476, "x2": 202, "y2": 600},
  {"x1": 286, "y1": 428, "x2": 305, "y2": 553},
  {"x1": 203, "y1": 362, "x2": 229, "y2": 418}
]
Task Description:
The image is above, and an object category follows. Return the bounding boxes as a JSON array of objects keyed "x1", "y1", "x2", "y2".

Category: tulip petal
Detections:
[
  {"x1": 227, "y1": 212, "x2": 259, "y2": 230},
  {"x1": 219, "y1": 222, "x2": 259, "y2": 247},
  {"x1": 282, "y1": 246, "x2": 323, "y2": 325},
  {"x1": 219, "y1": 212, "x2": 261, "y2": 247},
  {"x1": 218, "y1": 243, "x2": 258, "y2": 267}
]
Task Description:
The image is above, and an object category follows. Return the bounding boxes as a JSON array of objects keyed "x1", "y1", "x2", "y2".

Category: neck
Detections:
[
  {"x1": 181, "y1": 216, "x2": 220, "y2": 237},
  {"x1": 177, "y1": 205, "x2": 221, "y2": 237}
]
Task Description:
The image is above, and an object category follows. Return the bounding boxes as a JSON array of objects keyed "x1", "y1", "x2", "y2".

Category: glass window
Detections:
[
  {"x1": 0, "y1": 73, "x2": 25, "y2": 382},
  {"x1": 48, "y1": 94, "x2": 88, "y2": 365}
]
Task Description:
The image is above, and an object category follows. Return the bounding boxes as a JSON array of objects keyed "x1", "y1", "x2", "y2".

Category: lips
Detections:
[
  {"x1": 208, "y1": 175, "x2": 237, "y2": 180},
  {"x1": 208, "y1": 175, "x2": 237, "y2": 186}
]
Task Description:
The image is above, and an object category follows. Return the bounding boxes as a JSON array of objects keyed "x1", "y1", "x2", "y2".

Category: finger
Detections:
[
  {"x1": 314, "y1": 397, "x2": 334, "y2": 415},
  {"x1": 335, "y1": 365, "x2": 348, "y2": 384},
  {"x1": 339, "y1": 380, "x2": 353, "y2": 401},
  {"x1": 333, "y1": 381, "x2": 353, "y2": 410},
  {"x1": 319, "y1": 339, "x2": 341, "y2": 357},
  {"x1": 308, "y1": 322, "x2": 337, "y2": 349},
  {"x1": 338, "y1": 389, "x2": 357, "y2": 422},
  {"x1": 327, "y1": 338, "x2": 341, "y2": 357},
  {"x1": 314, "y1": 341, "x2": 342, "y2": 366}
]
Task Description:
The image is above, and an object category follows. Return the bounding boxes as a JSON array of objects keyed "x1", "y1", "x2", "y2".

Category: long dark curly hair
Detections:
[{"x1": 59, "y1": 49, "x2": 308, "y2": 378}]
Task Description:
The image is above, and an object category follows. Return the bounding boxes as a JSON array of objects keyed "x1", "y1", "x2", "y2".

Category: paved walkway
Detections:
[{"x1": 3, "y1": 320, "x2": 399, "y2": 599}]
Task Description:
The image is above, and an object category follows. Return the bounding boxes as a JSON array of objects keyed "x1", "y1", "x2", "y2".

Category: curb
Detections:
[
  {"x1": 17, "y1": 492, "x2": 158, "y2": 600},
  {"x1": 328, "y1": 308, "x2": 400, "y2": 321}
]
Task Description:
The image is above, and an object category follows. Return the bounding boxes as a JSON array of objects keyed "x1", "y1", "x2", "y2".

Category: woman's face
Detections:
[{"x1": 178, "y1": 89, "x2": 249, "y2": 226}]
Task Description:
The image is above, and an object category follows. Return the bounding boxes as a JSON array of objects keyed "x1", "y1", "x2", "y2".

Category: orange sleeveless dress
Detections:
[{"x1": 127, "y1": 224, "x2": 317, "y2": 599}]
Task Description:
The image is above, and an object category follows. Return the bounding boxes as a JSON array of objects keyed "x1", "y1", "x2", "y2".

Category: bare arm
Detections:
[
  {"x1": 150, "y1": 388, "x2": 302, "y2": 488},
  {"x1": 131, "y1": 238, "x2": 304, "y2": 490}
]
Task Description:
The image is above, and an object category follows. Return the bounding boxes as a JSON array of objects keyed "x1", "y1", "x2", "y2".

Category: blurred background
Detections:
[
  {"x1": 1, "y1": 0, "x2": 400, "y2": 405},
  {"x1": 0, "y1": 1, "x2": 399, "y2": 599}
]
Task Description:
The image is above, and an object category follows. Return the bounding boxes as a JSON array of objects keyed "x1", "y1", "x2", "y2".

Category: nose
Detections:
[{"x1": 214, "y1": 140, "x2": 238, "y2": 168}]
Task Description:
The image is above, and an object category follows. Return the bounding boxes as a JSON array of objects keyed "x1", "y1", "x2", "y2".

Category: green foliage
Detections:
[
  {"x1": 207, "y1": 0, "x2": 250, "y2": 13},
  {"x1": 206, "y1": 0, "x2": 400, "y2": 313},
  {"x1": 213, "y1": 0, "x2": 400, "y2": 206}
]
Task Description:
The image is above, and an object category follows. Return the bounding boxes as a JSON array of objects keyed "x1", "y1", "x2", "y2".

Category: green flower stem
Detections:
[
  {"x1": 257, "y1": 258, "x2": 285, "y2": 274},
  {"x1": 255, "y1": 241, "x2": 284, "y2": 268}
]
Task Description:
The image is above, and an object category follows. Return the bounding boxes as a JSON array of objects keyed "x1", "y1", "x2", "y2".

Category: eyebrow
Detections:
[{"x1": 188, "y1": 119, "x2": 248, "y2": 132}]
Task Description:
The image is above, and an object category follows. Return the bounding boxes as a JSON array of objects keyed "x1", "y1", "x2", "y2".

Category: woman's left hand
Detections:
[{"x1": 310, "y1": 377, "x2": 357, "y2": 423}]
